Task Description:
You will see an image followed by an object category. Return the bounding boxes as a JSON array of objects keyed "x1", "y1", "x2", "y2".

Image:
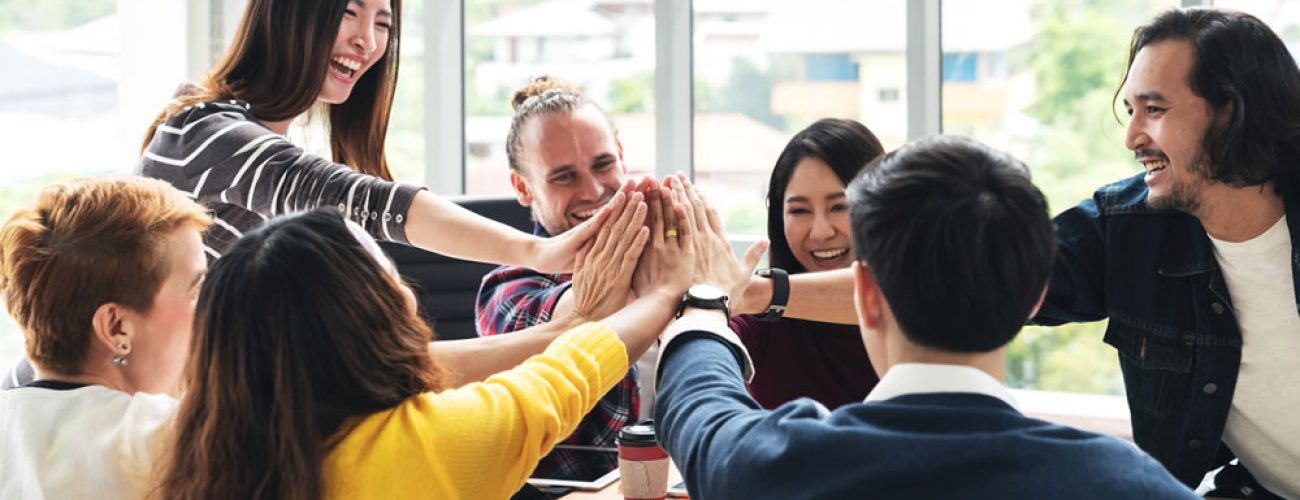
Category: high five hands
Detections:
[{"x1": 570, "y1": 174, "x2": 767, "y2": 323}]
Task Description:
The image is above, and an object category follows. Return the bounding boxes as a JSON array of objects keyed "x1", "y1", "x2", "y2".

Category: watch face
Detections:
[{"x1": 687, "y1": 284, "x2": 727, "y2": 301}]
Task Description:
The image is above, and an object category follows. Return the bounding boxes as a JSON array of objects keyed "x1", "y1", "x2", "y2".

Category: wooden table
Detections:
[{"x1": 562, "y1": 461, "x2": 684, "y2": 499}]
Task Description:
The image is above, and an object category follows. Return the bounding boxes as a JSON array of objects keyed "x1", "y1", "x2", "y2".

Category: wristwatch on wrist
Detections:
[
  {"x1": 676, "y1": 284, "x2": 731, "y2": 319},
  {"x1": 753, "y1": 268, "x2": 789, "y2": 322}
]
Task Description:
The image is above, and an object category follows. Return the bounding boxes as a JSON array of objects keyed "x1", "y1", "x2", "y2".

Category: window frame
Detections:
[{"x1": 181, "y1": 0, "x2": 1223, "y2": 426}]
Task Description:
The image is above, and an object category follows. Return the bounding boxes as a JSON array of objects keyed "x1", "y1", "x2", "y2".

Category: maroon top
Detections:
[{"x1": 728, "y1": 314, "x2": 879, "y2": 410}]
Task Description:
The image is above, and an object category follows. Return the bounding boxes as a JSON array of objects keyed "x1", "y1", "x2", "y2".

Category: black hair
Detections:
[
  {"x1": 1118, "y1": 8, "x2": 1300, "y2": 193},
  {"x1": 767, "y1": 118, "x2": 885, "y2": 273},
  {"x1": 848, "y1": 135, "x2": 1055, "y2": 352}
]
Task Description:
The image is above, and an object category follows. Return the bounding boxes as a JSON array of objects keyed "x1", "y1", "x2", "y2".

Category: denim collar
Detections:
[{"x1": 1154, "y1": 192, "x2": 1300, "y2": 316}]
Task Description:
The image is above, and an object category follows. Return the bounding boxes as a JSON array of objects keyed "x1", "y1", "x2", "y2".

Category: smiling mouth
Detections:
[
  {"x1": 1140, "y1": 158, "x2": 1169, "y2": 175},
  {"x1": 811, "y1": 248, "x2": 849, "y2": 261},
  {"x1": 330, "y1": 56, "x2": 362, "y2": 80},
  {"x1": 570, "y1": 207, "x2": 601, "y2": 221}
]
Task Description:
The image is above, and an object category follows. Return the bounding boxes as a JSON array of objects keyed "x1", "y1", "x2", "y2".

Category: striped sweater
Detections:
[{"x1": 137, "y1": 99, "x2": 424, "y2": 258}]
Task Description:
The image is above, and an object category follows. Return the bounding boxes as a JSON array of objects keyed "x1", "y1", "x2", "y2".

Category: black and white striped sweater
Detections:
[{"x1": 137, "y1": 99, "x2": 423, "y2": 258}]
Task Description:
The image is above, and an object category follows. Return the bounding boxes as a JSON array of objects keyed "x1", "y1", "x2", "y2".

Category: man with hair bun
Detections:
[{"x1": 476, "y1": 76, "x2": 867, "y2": 481}]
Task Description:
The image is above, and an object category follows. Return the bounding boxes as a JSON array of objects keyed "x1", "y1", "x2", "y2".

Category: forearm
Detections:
[
  {"x1": 404, "y1": 191, "x2": 538, "y2": 268},
  {"x1": 430, "y1": 314, "x2": 584, "y2": 387},
  {"x1": 598, "y1": 288, "x2": 680, "y2": 362},
  {"x1": 654, "y1": 335, "x2": 766, "y2": 497},
  {"x1": 742, "y1": 268, "x2": 857, "y2": 325}
]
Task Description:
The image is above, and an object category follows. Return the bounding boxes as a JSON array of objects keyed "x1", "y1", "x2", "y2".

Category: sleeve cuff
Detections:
[
  {"x1": 378, "y1": 183, "x2": 425, "y2": 245},
  {"x1": 654, "y1": 312, "x2": 755, "y2": 394}
]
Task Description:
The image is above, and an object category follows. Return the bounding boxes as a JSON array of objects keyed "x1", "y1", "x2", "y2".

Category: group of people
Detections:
[{"x1": 0, "y1": 0, "x2": 1296, "y2": 498}]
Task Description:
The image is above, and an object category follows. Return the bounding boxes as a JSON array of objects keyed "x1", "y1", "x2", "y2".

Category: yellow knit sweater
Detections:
[{"x1": 322, "y1": 322, "x2": 628, "y2": 499}]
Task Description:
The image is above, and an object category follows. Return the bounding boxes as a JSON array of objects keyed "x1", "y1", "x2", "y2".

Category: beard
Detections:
[
  {"x1": 531, "y1": 207, "x2": 571, "y2": 237},
  {"x1": 1147, "y1": 179, "x2": 1204, "y2": 213},
  {"x1": 1145, "y1": 149, "x2": 1210, "y2": 214}
]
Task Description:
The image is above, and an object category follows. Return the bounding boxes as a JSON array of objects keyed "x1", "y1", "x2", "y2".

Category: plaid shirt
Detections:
[{"x1": 475, "y1": 226, "x2": 640, "y2": 482}]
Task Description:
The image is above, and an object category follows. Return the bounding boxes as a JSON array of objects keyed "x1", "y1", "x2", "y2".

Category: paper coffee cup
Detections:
[{"x1": 618, "y1": 421, "x2": 669, "y2": 500}]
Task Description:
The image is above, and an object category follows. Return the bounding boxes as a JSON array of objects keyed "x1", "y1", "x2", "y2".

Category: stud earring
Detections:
[{"x1": 112, "y1": 343, "x2": 129, "y2": 367}]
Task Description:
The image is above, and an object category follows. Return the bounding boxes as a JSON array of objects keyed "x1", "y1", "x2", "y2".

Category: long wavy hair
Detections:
[
  {"x1": 766, "y1": 118, "x2": 885, "y2": 273},
  {"x1": 154, "y1": 209, "x2": 440, "y2": 499},
  {"x1": 1117, "y1": 8, "x2": 1300, "y2": 193},
  {"x1": 141, "y1": 0, "x2": 402, "y2": 180}
]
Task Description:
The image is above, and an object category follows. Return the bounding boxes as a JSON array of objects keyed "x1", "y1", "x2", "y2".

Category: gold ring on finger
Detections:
[{"x1": 665, "y1": 227, "x2": 679, "y2": 238}]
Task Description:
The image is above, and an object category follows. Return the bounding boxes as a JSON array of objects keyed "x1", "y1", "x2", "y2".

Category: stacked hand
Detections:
[
  {"x1": 631, "y1": 177, "x2": 693, "y2": 299},
  {"x1": 571, "y1": 183, "x2": 648, "y2": 321},
  {"x1": 630, "y1": 174, "x2": 767, "y2": 311}
]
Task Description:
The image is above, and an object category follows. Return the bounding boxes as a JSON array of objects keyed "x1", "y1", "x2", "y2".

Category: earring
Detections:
[{"x1": 112, "y1": 343, "x2": 129, "y2": 367}]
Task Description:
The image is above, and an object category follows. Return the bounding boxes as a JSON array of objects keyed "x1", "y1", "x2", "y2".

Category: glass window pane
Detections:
[
  {"x1": 0, "y1": 1, "x2": 191, "y2": 369},
  {"x1": 1212, "y1": 0, "x2": 1300, "y2": 54},
  {"x1": 941, "y1": 0, "x2": 1180, "y2": 395},
  {"x1": 387, "y1": 0, "x2": 427, "y2": 184},
  {"x1": 693, "y1": 0, "x2": 908, "y2": 237},
  {"x1": 464, "y1": 0, "x2": 656, "y2": 196}
]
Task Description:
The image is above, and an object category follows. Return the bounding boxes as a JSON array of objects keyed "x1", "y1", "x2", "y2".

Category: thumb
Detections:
[{"x1": 741, "y1": 240, "x2": 768, "y2": 272}]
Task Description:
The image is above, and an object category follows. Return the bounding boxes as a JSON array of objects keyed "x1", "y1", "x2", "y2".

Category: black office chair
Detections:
[
  {"x1": 1, "y1": 196, "x2": 533, "y2": 389},
  {"x1": 379, "y1": 195, "x2": 533, "y2": 341}
]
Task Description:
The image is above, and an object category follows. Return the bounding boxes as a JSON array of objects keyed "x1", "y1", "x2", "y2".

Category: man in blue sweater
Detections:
[{"x1": 653, "y1": 135, "x2": 1197, "y2": 499}]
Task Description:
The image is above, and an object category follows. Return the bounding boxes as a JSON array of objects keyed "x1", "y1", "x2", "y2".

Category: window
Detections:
[
  {"x1": 463, "y1": 0, "x2": 656, "y2": 196},
  {"x1": 0, "y1": 0, "x2": 198, "y2": 369},
  {"x1": 805, "y1": 53, "x2": 860, "y2": 82},
  {"x1": 1212, "y1": 0, "x2": 1300, "y2": 59},
  {"x1": 941, "y1": 52, "x2": 978, "y2": 82},
  {"x1": 941, "y1": 0, "x2": 1182, "y2": 395},
  {"x1": 384, "y1": 0, "x2": 428, "y2": 185},
  {"x1": 0, "y1": 0, "x2": 1222, "y2": 402},
  {"x1": 693, "y1": 0, "x2": 908, "y2": 237}
]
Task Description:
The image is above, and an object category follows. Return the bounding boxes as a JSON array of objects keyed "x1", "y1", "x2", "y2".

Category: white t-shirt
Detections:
[
  {"x1": 0, "y1": 383, "x2": 177, "y2": 499},
  {"x1": 1210, "y1": 215, "x2": 1300, "y2": 499}
]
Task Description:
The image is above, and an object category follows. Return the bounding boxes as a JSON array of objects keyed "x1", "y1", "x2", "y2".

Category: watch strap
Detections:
[{"x1": 754, "y1": 268, "x2": 789, "y2": 321}]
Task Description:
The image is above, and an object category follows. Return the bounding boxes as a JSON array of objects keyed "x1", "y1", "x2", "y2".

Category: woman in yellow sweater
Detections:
[{"x1": 153, "y1": 188, "x2": 699, "y2": 499}]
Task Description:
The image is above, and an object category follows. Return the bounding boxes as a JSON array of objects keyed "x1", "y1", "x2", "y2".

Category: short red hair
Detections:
[{"x1": 0, "y1": 176, "x2": 211, "y2": 374}]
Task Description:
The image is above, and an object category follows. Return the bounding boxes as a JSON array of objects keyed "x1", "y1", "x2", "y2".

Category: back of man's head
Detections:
[{"x1": 848, "y1": 135, "x2": 1055, "y2": 353}]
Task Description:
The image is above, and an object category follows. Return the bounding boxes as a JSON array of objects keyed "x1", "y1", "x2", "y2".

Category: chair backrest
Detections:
[{"x1": 379, "y1": 196, "x2": 533, "y2": 341}]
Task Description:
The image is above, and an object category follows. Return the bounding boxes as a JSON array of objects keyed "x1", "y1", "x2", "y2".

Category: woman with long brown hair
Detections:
[
  {"x1": 137, "y1": 0, "x2": 593, "y2": 272},
  {"x1": 155, "y1": 190, "x2": 700, "y2": 498}
]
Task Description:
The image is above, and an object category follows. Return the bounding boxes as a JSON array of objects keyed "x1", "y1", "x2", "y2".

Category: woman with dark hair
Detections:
[
  {"x1": 155, "y1": 195, "x2": 697, "y2": 498},
  {"x1": 138, "y1": 0, "x2": 595, "y2": 273},
  {"x1": 729, "y1": 118, "x2": 885, "y2": 409}
]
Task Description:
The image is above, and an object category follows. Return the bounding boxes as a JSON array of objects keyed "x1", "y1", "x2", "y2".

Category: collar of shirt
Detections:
[{"x1": 864, "y1": 362, "x2": 1018, "y2": 410}]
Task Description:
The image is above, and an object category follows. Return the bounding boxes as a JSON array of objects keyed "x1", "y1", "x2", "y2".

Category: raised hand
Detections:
[
  {"x1": 532, "y1": 181, "x2": 638, "y2": 274},
  {"x1": 632, "y1": 178, "x2": 694, "y2": 299},
  {"x1": 571, "y1": 189, "x2": 649, "y2": 321},
  {"x1": 666, "y1": 174, "x2": 767, "y2": 308}
]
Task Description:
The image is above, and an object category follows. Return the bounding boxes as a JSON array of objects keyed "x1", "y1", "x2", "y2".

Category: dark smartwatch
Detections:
[
  {"x1": 676, "y1": 284, "x2": 730, "y2": 318},
  {"x1": 753, "y1": 268, "x2": 788, "y2": 322}
]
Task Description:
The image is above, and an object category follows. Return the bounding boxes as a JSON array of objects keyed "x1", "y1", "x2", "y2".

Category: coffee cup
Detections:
[{"x1": 617, "y1": 420, "x2": 669, "y2": 500}]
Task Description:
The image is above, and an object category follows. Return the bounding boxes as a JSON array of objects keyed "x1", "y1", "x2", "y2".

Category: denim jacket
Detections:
[{"x1": 1034, "y1": 173, "x2": 1300, "y2": 488}]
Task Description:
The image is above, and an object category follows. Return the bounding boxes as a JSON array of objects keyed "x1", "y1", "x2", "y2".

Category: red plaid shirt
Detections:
[{"x1": 475, "y1": 228, "x2": 640, "y2": 482}]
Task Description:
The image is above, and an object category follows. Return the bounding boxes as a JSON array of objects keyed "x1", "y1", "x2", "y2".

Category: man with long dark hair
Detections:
[{"x1": 1036, "y1": 8, "x2": 1300, "y2": 497}]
